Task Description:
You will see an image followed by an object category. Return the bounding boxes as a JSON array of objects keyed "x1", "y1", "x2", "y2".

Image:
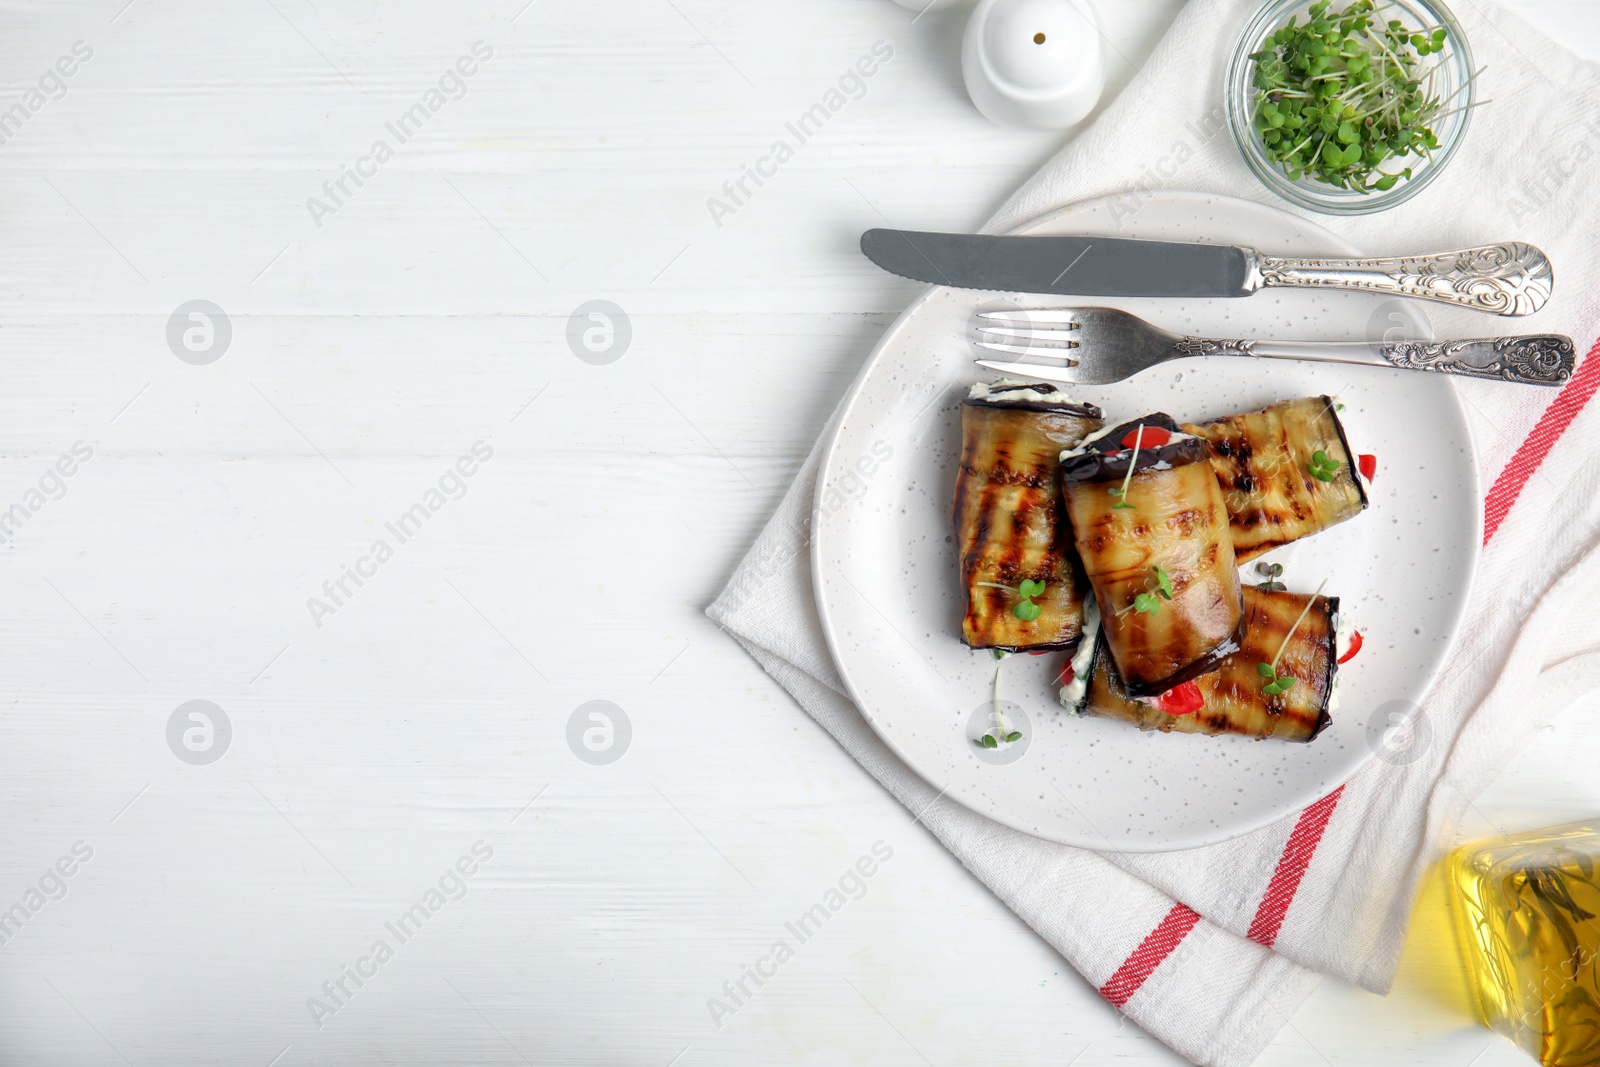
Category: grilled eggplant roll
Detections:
[
  {"x1": 1062, "y1": 586, "x2": 1339, "y2": 743},
  {"x1": 1059, "y1": 413, "x2": 1244, "y2": 696},
  {"x1": 1184, "y1": 396, "x2": 1368, "y2": 564},
  {"x1": 954, "y1": 380, "x2": 1104, "y2": 652}
]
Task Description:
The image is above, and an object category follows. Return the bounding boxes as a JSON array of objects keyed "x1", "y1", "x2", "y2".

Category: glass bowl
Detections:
[{"x1": 1225, "y1": 0, "x2": 1476, "y2": 215}]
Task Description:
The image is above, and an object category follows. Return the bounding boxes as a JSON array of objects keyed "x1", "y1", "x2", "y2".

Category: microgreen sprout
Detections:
[
  {"x1": 1128, "y1": 566, "x2": 1175, "y2": 617},
  {"x1": 1154, "y1": 566, "x2": 1175, "y2": 600},
  {"x1": 1256, "y1": 660, "x2": 1296, "y2": 696},
  {"x1": 1307, "y1": 448, "x2": 1343, "y2": 482},
  {"x1": 976, "y1": 653, "x2": 1024, "y2": 749},
  {"x1": 1256, "y1": 561, "x2": 1287, "y2": 591},
  {"x1": 1247, "y1": 0, "x2": 1486, "y2": 193},
  {"x1": 1014, "y1": 578, "x2": 1045, "y2": 621},
  {"x1": 1257, "y1": 578, "x2": 1329, "y2": 697},
  {"x1": 975, "y1": 577, "x2": 1047, "y2": 622},
  {"x1": 1109, "y1": 424, "x2": 1146, "y2": 510}
]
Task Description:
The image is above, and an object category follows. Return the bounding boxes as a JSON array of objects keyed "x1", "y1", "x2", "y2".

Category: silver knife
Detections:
[{"x1": 860, "y1": 229, "x2": 1553, "y2": 317}]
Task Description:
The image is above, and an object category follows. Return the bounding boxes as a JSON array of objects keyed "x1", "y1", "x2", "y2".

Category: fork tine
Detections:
[
  {"x1": 975, "y1": 309, "x2": 1082, "y2": 326},
  {"x1": 974, "y1": 358, "x2": 1079, "y2": 383},
  {"x1": 974, "y1": 325, "x2": 1080, "y2": 347},
  {"x1": 973, "y1": 339, "x2": 1081, "y2": 360}
]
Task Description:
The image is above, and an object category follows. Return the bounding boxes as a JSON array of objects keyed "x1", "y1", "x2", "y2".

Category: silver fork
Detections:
[{"x1": 973, "y1": 307, "x2": 1574, "y2": 387}]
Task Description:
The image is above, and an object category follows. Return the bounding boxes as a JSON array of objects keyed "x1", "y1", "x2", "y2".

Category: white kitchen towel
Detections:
[{"x1": 708, "y1": 1, "x2": 1600, "y2": 1063}]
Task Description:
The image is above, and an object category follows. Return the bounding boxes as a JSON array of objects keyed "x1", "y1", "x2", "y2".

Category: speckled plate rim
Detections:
[{"x1": 812, "y1": 189, "x2": 1481, "y2": 852}]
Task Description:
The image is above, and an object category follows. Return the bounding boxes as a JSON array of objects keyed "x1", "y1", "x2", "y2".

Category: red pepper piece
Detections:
[
  {"x1": 1153, "y1": 680, "x2": 1204, "y2": 716},
  {"x1": 1058, "y1": 664, "x2": 1075, "y2": 688},
  {"x1": 1123, "y1": 426, "x2": 1172, "y2": 449},
  {"x1": 1358, "y1": 454, "x2": 1377, "y2": 481},
  {"x1": 1338, "y1": 629, "x2": 1364, "y2": 664}
]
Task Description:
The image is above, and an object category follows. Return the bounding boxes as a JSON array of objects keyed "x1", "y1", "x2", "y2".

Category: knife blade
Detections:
[
  {"x1": 861, "y1": 229, "x2": 1253, "y2": 299},
  {"x1": 859, "y1": 229, "x2": 1552, "y2": 316}
]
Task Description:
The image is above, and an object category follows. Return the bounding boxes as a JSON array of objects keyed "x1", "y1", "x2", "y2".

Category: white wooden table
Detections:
[{"x1": 3, "y1": 1, "x2": 1598, "y2": 1064}]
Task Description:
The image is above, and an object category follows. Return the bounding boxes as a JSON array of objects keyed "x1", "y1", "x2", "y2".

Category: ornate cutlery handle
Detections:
[
  {"x1": 1253, "y1": 242, "x2": 1553, "y2": 317},
  {"x1": 1172, "y1": 334, "x2": 1575, "y2": 386},
  {"x1": 1377, "y1": 335, "x2": 1574, "y2": 384}
]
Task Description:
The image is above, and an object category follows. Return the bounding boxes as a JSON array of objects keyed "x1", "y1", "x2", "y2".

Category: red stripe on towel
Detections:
[
  {"x1": 1246, "y1": 786, "x2": 1346, "y2": 946},
  {"x1": 1099, "y1": 903, "x2": 1202, "y2": 1008},
  {"x1": 1483, "y1": 336, "x2": 1600, "y2": 544}
]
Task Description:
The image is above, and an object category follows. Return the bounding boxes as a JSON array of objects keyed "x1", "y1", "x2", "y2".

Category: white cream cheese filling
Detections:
[
  {"x1": 1329, "y1": 397, "x2": 1370, "y2": 489},
  {"x1": 967, "y1": 378, "x2": 1078, "y2": 406},
  {"x1": 1328, "y1": 610, "x2": 1358, "y2": 715},
  {"x1": 1057, "y1": 594, "x2": 1100, "y2": 715}
]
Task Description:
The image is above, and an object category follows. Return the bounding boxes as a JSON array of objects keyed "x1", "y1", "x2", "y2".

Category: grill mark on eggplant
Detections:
[
  {"x1": 963, "y1": 476, "x2": 1010, "y2": 640},
  {"x1": 989, "y1": 493, "x2": 1060, "y2": 593},
  {"x1": 961, "y1": 483, "x2": 995, "y2": 577},
  {"x1": 980, "y1": 466, "x2": 1049, "y2": 488},
  {"x1": 1166, "y1": 507, "x2": 1206, "y2": 537}
]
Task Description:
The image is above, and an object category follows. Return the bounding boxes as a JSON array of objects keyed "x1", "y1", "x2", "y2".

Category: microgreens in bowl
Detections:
[{"x1": 1238, "y1": 0, "x2": 1484, "y2": 206}]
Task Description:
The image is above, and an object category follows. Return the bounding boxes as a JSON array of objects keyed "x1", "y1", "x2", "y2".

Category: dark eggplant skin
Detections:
[
  {"x1": 1060, "y1": 414, "x2": 1244, "y2": 696},
  {"x1": 954, "y1": 385, "x2": 1104, "y2": 652},
  {"x1": 1184, "y1": 396, "x2": 1367, "y2": 564},
  {"x1": 1072, "y1": 587, "x2": 1339, "y2": 743}
]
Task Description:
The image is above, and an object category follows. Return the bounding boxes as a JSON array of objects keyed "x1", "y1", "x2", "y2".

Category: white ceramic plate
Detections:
[{"x1": 813, "y1": 191, "x2": 1480, "y2": 852}]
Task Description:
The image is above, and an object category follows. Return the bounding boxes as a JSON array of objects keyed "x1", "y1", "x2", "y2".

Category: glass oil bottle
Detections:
[{"x1": 1451, "y1": 819, "x2": 1600, "y2": 1066}]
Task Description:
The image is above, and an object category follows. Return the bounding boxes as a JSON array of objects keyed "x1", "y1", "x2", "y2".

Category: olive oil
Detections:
[{"x1": 1451, "y1": 820, "x2": 1600, "y2": 1066}]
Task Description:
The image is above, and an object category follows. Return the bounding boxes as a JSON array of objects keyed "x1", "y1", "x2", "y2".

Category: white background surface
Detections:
[{"x1": 1, "y1": 1, "x2": 1597, "y2": 1065}]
